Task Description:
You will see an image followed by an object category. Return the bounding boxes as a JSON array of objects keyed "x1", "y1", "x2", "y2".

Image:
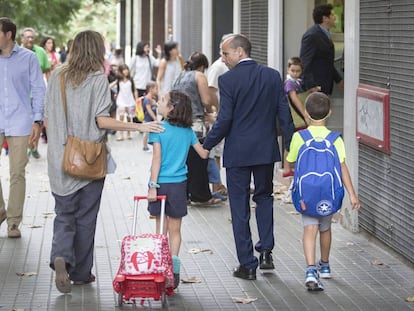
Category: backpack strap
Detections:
[
  {"x1": 298, "y1": 129, "x2": 313, "y2": 146},
  {"x1": 325, "y1": 131, "x2": 341, "y2": 148}
]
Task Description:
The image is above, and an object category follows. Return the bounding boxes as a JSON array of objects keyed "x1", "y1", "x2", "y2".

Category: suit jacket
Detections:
[
  {"x1": 300, "y1": 24, "x2": 342, "y2": 95},
  {"x1": 203, "y1": 59, "x2": 294, "y2": 168}
]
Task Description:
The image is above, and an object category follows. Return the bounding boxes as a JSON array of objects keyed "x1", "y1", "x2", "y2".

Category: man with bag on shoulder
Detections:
[
  {"x1": 0, "y1": 17, "x2": 46, "y2": 239},
  {"x1": 44, "y1": 30, "x2": 164, "y2": 294}
]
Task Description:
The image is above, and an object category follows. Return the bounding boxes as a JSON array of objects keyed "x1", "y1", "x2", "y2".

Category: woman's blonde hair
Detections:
[{"x1": 60, "y1": 30, "x2": 106, "y2": 87}]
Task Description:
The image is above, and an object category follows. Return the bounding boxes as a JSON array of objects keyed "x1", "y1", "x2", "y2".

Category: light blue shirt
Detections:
[
  {"x1": 0, "y1": 43, "x2": 45, "y2": 136},
  {"x1": 149, "y1": 121, "x2": 198, "y2": 183}
]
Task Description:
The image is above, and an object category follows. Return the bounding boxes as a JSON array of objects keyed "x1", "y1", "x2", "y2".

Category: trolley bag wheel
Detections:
[{"x1": 118, "y1": 291, "x2": 123, "y2": 306}]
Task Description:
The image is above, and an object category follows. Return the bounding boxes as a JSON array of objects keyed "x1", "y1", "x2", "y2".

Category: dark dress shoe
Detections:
[
  {"x1": 259, "y1": 251, "x2": 275, "y2": 270},
  {"x1": 233, "y1": 265, "x2": 256, "y2": 280}
]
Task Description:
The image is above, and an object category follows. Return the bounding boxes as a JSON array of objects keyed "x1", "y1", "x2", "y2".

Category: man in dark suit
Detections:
[
  {"x1": 203, "y1": 34, "x2": 294, "y2": 280},
  {"x1": 300, "y1": 4, "x2": 343, "y2": 95}
]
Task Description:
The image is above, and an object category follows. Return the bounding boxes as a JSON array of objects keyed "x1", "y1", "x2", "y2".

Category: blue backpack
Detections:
[{"x1": 291, "y1": 129, "x2": 344, "y2": 217}]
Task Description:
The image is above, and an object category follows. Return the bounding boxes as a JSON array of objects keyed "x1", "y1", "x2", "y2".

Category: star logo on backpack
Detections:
[
  {"x1": 316, "y1": 200, "x2": 333, "y2": 216},
  {"x1": 291, "y1": 129, "x2": 344, "y2": 217}
]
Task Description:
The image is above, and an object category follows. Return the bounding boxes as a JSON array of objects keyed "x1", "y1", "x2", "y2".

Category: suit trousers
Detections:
[
  {"x1": 0, "y1": 134, "x2": 29, "y2": 226},
  {"x1": 226, "y1": 163, "x2": 275, "y2": 270},
  {"x1": 50, "y1": 178, "x2": 105, "y2": 282}
]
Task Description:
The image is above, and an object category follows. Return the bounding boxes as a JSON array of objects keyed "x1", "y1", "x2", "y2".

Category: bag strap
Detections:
[
  {"x1": 325, "y1": 131, "x2": 341, "y2": 148},
  {"x1": 60, "y1": 74, "x2": 67, "y2": 121},
  {"x1": 298, "y1": 129, "x2": 312, "y2": 142}
]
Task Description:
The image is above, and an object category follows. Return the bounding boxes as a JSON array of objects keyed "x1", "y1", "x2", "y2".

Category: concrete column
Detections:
[
  {"x1": 115, "y1": 1, "x2": 121, "y2": 49},
  {"x1": 267, "y1": 0, "x2": 283, "y2": 71},
  {"x1": 202, "y1": 0, "x2": 213, "y2": 62},
  {"x1": 124, "y1": 0, "x2": 133, "y2": 64},
  {"x1": 233, "y1": 0, "x2": 240, "y2": 34},
  {"x1": 173, "y1": 0, "x2": 182, "y2": 44},
  {"x1": 342, "y1": 0, "x2": 360, "y2": 232}
]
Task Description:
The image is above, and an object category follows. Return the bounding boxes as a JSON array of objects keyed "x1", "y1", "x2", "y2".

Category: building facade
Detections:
[{"x1": 116, "y1": 0, "x2": 414, "y2": 264}]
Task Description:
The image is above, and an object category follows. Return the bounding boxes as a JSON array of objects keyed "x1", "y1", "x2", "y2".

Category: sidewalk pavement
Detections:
[{"x1": 0, "y1": 133, "x2": 414, "y2": 311}]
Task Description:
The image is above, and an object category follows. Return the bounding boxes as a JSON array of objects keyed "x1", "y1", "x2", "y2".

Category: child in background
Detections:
[
  {"x1": 283, "y1": 57, "x2": 308, "y2": 177},
  {"x1": 286, "y1": 92, "x2": 360, "y2": 291},
  {"x1": 110, "y1": 64, "x2": 138, "y2": 141},
  {"x1": 147, "y1": 90, "x2": 209, "y2": 289},
  {"x1": 142, "y1": 81, "x2": 159, "y2": 152},
  {"x1": 283, "y1": 57, "x2": 321, "y2": 177}
]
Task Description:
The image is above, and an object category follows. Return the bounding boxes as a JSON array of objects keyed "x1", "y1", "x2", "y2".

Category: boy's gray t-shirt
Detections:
[{"x1": 45, "y1": 68, "x2": 112, "y2": 196}]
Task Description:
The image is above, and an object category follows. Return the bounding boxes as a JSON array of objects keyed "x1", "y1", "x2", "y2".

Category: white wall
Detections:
[
  {"x1": 267, "y1": 0, "x2": 283, "y2": 71},
  {"x1": 283, "y1": 0, "x2": 313, "y2": 74},
  {"x1": 342, "y1": 0, "x2": 360, "y2": 232}
]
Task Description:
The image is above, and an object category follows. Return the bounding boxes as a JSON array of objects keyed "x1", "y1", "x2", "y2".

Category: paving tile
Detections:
[{"x1": 0, "y1": 135, "x2": 414, "y2": 310}]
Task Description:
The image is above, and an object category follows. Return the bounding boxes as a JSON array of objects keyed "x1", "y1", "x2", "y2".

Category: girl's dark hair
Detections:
[
  {"x1": 164, "y1": 41, "x2": 178, "y2": 61},
  {"x1": 184, "y1": 52, "x2": 209, "y2": 71},
  {"x1": 313, "y1": 4, "x2": 333, "y2": 24},
  {"x1": 40, "y1": 36, "x2": 56, "y2": 51},
  {"x1": 135, "y1": 41, "x2": 149, "y2": 56},
  {"x1": 305, "y1": 92, "x2": 331, "y2": 120},
  {"x1": 167, "y1": 90, "x2": 193, "y2": 128},
  {"x1": 117, "y1": 64, "x2": 131, "y2": 80}
]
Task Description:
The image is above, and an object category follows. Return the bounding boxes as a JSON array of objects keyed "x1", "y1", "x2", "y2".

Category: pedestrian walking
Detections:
[
  {"x1": 21, "y1": 27, "x2": 50, "y2": 159},
  {"x1": 300, "y1": 3, "x2": 343, "y2": 95},
  {"x1": 147, "y1": 90, "x2": 209, "y2": 288},
  {"x1": 130, "y1": 41, "x2": 161, "y2": 96},
  {"x1": 0, "y1": 17, "x2": 46, "y2": 238},
  {"x1": 203, "y1": 34, "x2": 294, "y2": 280},
  {"x1": 286, "y1": 92, "x2": 360, "y2": 291},
  {"x1": 44, "y1": 30, "x2": 164, "y2": 294},
  {"x1": 172, "y1": 51, "x2": 220, "y2": 205}
]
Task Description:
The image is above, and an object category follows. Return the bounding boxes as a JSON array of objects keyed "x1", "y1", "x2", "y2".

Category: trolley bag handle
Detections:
[{"x1": 132, "y1": 195, "x2": 167, "y2": 235}]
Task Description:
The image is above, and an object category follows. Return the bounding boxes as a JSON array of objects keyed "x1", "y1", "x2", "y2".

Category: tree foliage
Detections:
[{"x1": 0, "y1": 0, "x2": 115, "y2": 47}]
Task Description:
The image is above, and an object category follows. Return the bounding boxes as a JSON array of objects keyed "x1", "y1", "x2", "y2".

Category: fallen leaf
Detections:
[
  {"x1": 274, "y1": 194, "x2": 285, "y2": 200},
  {"x1": 122, "y1": 176, "x2": 131, "y2": 180},
  {"x1": 42, "y1": 212, "x2": 55, "y2": 218},
  {"x1": 273, "y1": 185, "x2": 288, "y2": 194},
  {"x1": 232, "y1": 297, "x2": 257, "y2": 304},
  {"x1": 371, "y1": 259, "x2": 383, "y2": 265},
  {"x1": 181, "y1": 277, "x2": 201, "y2": 283},
  {"x1": 13, "y1": 309, "x2": 25, "y2": 311},
  {"x1": 406, "y1": 296, "x2": 414, "y2": 302},
  {"x1": 16, "y1": 272, "x2": 37, "y2": 277},
  {"x1": 28, "y1": 225, "x2": 42, "y2": 228},
  {"x1": 288, "y1": 211, "x2": 300, "y2": 215},
  {"x1": 188, "y1": 248, "x2": 213, "y2": 254}
]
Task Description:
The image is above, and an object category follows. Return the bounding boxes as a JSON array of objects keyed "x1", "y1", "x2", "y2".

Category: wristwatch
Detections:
[
  {"x1": 34, "y1": 120, "x2": 43, "y2": 127},
  {"x1": 148, "y1": 181, "x2": 160, "y2": 189}
]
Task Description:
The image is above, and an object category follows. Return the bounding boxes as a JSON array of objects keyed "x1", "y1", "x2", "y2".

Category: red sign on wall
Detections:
[{"x1": 356, "y1": 84, "x2": 390, "y2": 154}]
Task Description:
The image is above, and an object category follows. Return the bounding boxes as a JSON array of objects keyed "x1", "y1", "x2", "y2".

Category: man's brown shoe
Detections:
[
  {"x1": 0, "y1": 211, "x2": 6, "y2": 226},
  {"x1": 8, "y1": 224, "x2": 21, "y2": 238}
]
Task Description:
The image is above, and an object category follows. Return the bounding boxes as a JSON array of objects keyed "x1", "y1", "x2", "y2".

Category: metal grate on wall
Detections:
[
  {"x1": 240, "y1": 0, "x2": 268, "y2": 65},
  {"x1": 359, "y1": 0, "x2": 414, "y2": 264},
  {"x1": 180, "y1": 0, "x2": 203, "y2": 60}
]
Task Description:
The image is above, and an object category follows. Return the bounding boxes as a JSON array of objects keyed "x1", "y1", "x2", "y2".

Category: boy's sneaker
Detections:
[
  {"x1": 143, "y1": 146, "x2": 151, "y2": 153},
  {"x1": 305, "y1": 268, "x2": 324, "y2": 291},
  {"x1": 318, "y1": 260, "x2": 332, "y2": 279}
]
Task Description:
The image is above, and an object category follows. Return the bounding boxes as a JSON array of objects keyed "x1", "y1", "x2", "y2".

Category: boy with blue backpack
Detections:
[{"x1": 286, "y1": 92, "x2": 360, "y2": 291}]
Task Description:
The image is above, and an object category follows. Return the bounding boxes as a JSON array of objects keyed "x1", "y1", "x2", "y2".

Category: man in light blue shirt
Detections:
[{"x1": 0, "y1": 17, "x2": 45, "y2": 238}]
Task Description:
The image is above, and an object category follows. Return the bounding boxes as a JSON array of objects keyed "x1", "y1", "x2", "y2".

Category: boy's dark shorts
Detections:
[{"x1": 148, "y1": 181, "x2": 188, "y2": 218}]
